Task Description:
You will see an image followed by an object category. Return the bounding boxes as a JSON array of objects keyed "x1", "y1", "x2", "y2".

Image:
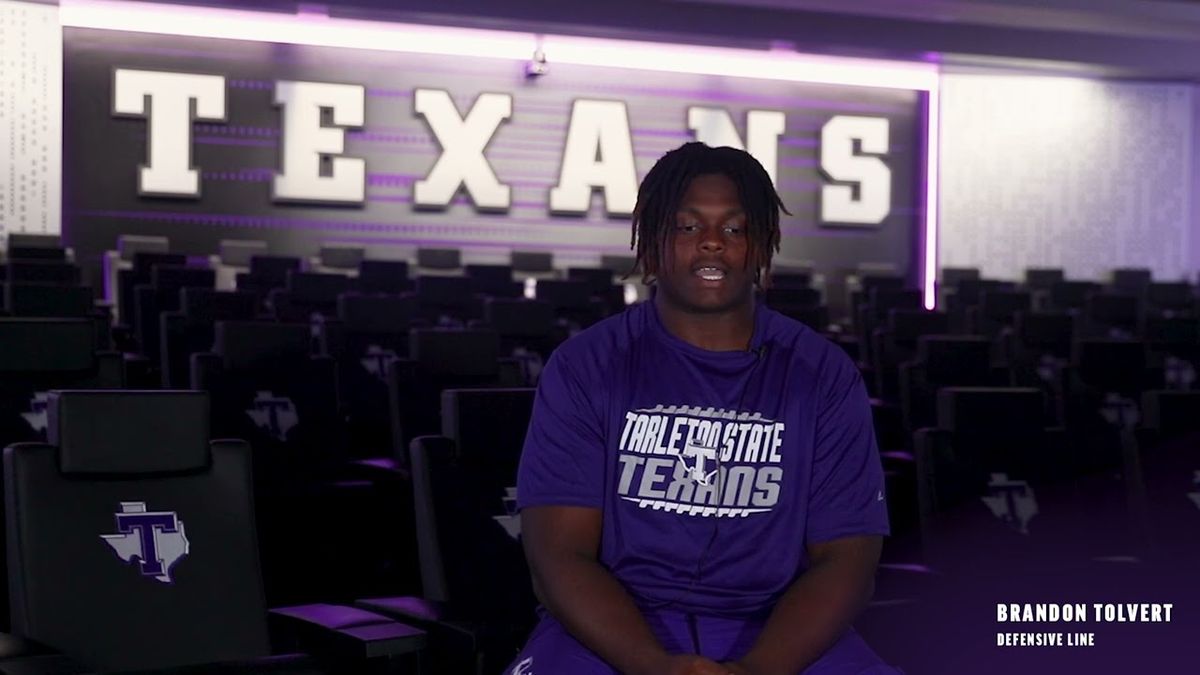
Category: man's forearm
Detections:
[
  {"x1": 735, "y1": 551, "x2": 876, "y2": 674},
  {"x1": 532, "y1": 553, "x2": 671, "y2": 675}
]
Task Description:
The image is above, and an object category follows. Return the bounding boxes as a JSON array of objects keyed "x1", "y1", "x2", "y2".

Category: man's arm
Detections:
[
  {"x1": 522, "y1": 505, "x2": 730, "y2": 675},
  {"x1": 723, "y1": 535, "x2": 883, "y2": 675}
]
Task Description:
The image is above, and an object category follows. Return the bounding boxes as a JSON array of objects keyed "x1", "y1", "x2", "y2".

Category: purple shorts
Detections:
[{"x1": 505, "y1": 609, "x2": 903, "y2": 675}]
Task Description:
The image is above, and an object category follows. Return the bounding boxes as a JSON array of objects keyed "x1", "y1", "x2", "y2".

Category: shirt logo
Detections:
[
  {"x1": 615, "y1": 405, "x2": 785, "y2": 519},
  {"x1": 100, "y1": 502, "x2": 190, "y2": 584},
  {"x1": 511, "y1": 657, "x2": 535, "y2": 675},
  {"x1": 245, "y1": 391, "x2": 299, "y2": 441}
]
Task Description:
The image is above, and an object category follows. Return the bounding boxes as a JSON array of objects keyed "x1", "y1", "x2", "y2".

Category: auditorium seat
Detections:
[
  {"x1": 416, "y1": 247, "x2": 462, "y2": 276},
  {"x1": 3, "y1": 260, "x2": 81, "y2": 286},
  {"x1": 1132, "y1": 390, "x2": 1200, "y2": 561},
  {"x1": 479, "y1": 297, "x2": 566, "y2": 364},
  {"x1": 386, "y1": 328, "x2": 524, "y2": 459},
  {"x1": 466, "y1": 264, "x2": 523, "y2": 298},
  {"x1": 237, "y1": 256, "x2": 303, "y2": 309},
  {"x1": 535, "y1": 278, "x2": 606, "y2": 328},
  {"x1": 1145, "y1": 281, "x2": 1196, "y2": 316},
  {"x1": 359, "y1": 259, "x2": 414, "y2": 294},
  {"x1": 2, "y1": 283, "x2": 92, "y2": 318},
  {"x1": 416, "y1": 275, "x2": 481, "y2": 324},
  {"x1": 1109, "y1": 267, "x2": 1153, "y2": 295},
  {"x1": 898, "y1": 335, "x2": 1008, "y2": 433},
  {"x1": 764, "y1": 286, "x2": 823, "y2": 322},
  {"x1": 967, "y1": 290, "x2": 1032, "y2": 338},
  {"x1": 1059, "y1": 339, "x2": 1161, "y2": 474},
  {"x1": 1046, "y1": 280, "x2": 1100, "y2": 312},
  {"x1": 102, "y1": 235, "x2": 170, "y2": 324},
  {"x1": 210, "y1": 239, "x2": 269, "y2": 291},
  {"x1": 310, "y1": 244, "x2": 364, "y2": 276},
  {"x1": 192, "y1": 321, "x2": 407, "y2": 605},
  {"x1": 133, "y1": 266, "x2": 216, "y2": 371},
  {"x1": 1022, "y1": 267, "x2": 1064, "y2": 291},
  {"x1": 322, "y1": 293, "x2": 420, "y2": 459},
  {"x1": 1, "y1": 390, "x2": 424, "y2": 673},
  {"x1": 855, "y1": 287, "x2": 922, "y2": 367},
  {"x1": 510, "y1": 251, "x2": 555, "y2": 280},
  {"x1": 358, "y1": 388, "x2": 538, "y2": 675},
  {"x1": 940, "y1": 267, "x2": 980, "y2": 288},
  {"x1": 870, "y1": 309, "x2": 951, "y2": 403},
  {"x1": 3, "y1": 234, "x2": 70, "y2": 263},
  {"x1": 160, "y1": 288, "x2": 261, "y2": 389},
  {"x1": 1007, "y1": 311, "x2": 1076, "y2": 393},
  {"x1": 116, "y1": 252, "x2": 187, "y2": 334},
  {"x1": 913, "y1": 387, "x2": 1069, "y2": 562},
  {"x1": 269, "y1": 271, "x2": 356, "y2": 322},
  {"x1": 1080, "y1": 292, "x2": 1141, "y2": 338}
]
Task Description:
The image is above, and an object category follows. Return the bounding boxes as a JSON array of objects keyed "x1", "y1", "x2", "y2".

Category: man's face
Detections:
[{"x1": 655, "y1": 173, "x2": 755, "y2": 314}]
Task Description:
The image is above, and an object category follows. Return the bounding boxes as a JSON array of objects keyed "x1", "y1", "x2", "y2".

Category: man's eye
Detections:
[
  {"x1": 677, "y1": 223, "x2": 699, "y2": 232},
  {"x1": 724, "y1": 224, "x2": 744, "y2": 234}
]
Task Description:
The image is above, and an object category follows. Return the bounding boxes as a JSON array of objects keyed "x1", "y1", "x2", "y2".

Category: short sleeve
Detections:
[
  {"x1": 805, "y1": 352, "x2": 890, "y2": 544},
  {"x1": 516, "y1": 350, "x2": 606, "y2": 510}
]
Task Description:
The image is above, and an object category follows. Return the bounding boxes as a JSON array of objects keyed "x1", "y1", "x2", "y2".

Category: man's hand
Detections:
[
  {"x1": 647, "y1": 654, "x2": 733, "y2": 675},
  {"x1": 719, "y1": 661, "x2": 755, "y2": 675}
]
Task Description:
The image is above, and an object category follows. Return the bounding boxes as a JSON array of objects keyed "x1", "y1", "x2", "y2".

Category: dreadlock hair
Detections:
[{"x1": 629, "y1": 141, "x2": 789, "y2": 289}]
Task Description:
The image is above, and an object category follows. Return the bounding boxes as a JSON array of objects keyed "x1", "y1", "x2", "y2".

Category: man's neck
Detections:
[{"x1": 654, "y1": 293, "x2": 756, "y2": 352}]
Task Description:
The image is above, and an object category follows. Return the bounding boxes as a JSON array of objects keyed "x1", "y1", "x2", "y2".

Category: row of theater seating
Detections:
[
  {"x1": 6, "y1": 382, "x2": 1196, "y2": 673},
  {"x1": 3, "y1": 235, "x2": 1199, "y2": 673}
]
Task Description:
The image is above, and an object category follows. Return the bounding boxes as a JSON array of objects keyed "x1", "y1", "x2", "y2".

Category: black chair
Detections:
[
  {"x1": 465, "y1": 265, "x2": 522, "y2": 298},
  {"x1": 1047, "y1": 280, "x2": 1100, "y2": 312},
  {"x1": 159, "y1": 288, "x2": 261, "y2": 389},
  {"x1": 1145, "y1": 282, "x2": 1196, "y2": 316},
  {"x1": 1080, "y1": 292, "x2": 1141, "y2": 338},
  {"x1": 323, "y1": 293, "x2": 421, "y2": 459},
  {"x1": 898, "y1": 336, "x2": 1008, "y2": 433},
  {"x1": 967, "y1": 290, "x2": 1031, "y2": 338},
  {"x1": 1023, "y1": 268, "x2": 1064, "y2": 291},
  {"x1": 2, "y1": 390, "x2": 424, "y2": 673},
  {"x1": 417, "y1": 248, "x2": 462, "y2": 271},
  {"x1": 536, "y1": 279, "x2": 605, "y2": 328},
  {"x1": 510, "y1": 251, "x2": 552, "y2": 274},
  {"x1": 1109, "y1": 268, "x2": 1152, "y2": 295},
  {"x1": 133, "y1": 266, "x2": 216, "y2": 368},
  {"x1": 387, "y1": 329, "x2": 523, "y2": 459},
  {"x1": 269, "y1": 272, "x2": 356, "y2": 322},
  {"x1": 913, "y1": 387, "x2": 1070, "y2": 562},
  {"x1": 2, "y1": 284, "x2": 93, "y2": 318},
  {"x1": 192, "y1": 322, "x2": 407, "y2": 606},
  {"x1": 4, "y1": 261, "x2": 81, "y2": 286},
  {"x1": 871, "y1": 309, "x2": 951, "y2": 403},
  {"x1": 359, "y1": 388, "x2": 538, "y2": 675},
  {"x1": 117, "y1": 252, "x2": 187, "y2": 331},
  {"x1": 1059, "y1": 339, "x2": 1161, "y2": 474},
  {"x1": 359, "y1": 260, "x2": 413, "y2": 294},
  {"x1": 480, "y1": 298, "x2": 566, "y2": 363},
  {"x1": 415, "y1": 276, "x2": 480, "y2": 323},
  {"x1": 0, "y1": 319, "x2": 123, "y2": 452}
]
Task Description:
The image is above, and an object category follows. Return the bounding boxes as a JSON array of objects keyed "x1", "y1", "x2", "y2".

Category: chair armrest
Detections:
[
  {"x1": 0, "y1": 633, "x2": 86, "y2": 674},
  {"x1": 269, "y1": 603, "x2": 426, "y2": 661},
  {"x1": 353, "y1": 597, "x2": 482, "y2": 655}
]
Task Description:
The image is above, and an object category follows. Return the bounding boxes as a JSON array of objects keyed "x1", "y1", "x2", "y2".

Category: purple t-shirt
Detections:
[{"x1": 517, "y1": 299, "x2": 889, "y2": 617}]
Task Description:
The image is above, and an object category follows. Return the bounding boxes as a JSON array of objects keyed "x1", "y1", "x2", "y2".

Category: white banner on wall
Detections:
[
  {"x1": 938, "y1": 74, "x2": 1194, "y2": 283},
  {"x1": 0, "y1": 0, "x2": 62, "y2": 246}
]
